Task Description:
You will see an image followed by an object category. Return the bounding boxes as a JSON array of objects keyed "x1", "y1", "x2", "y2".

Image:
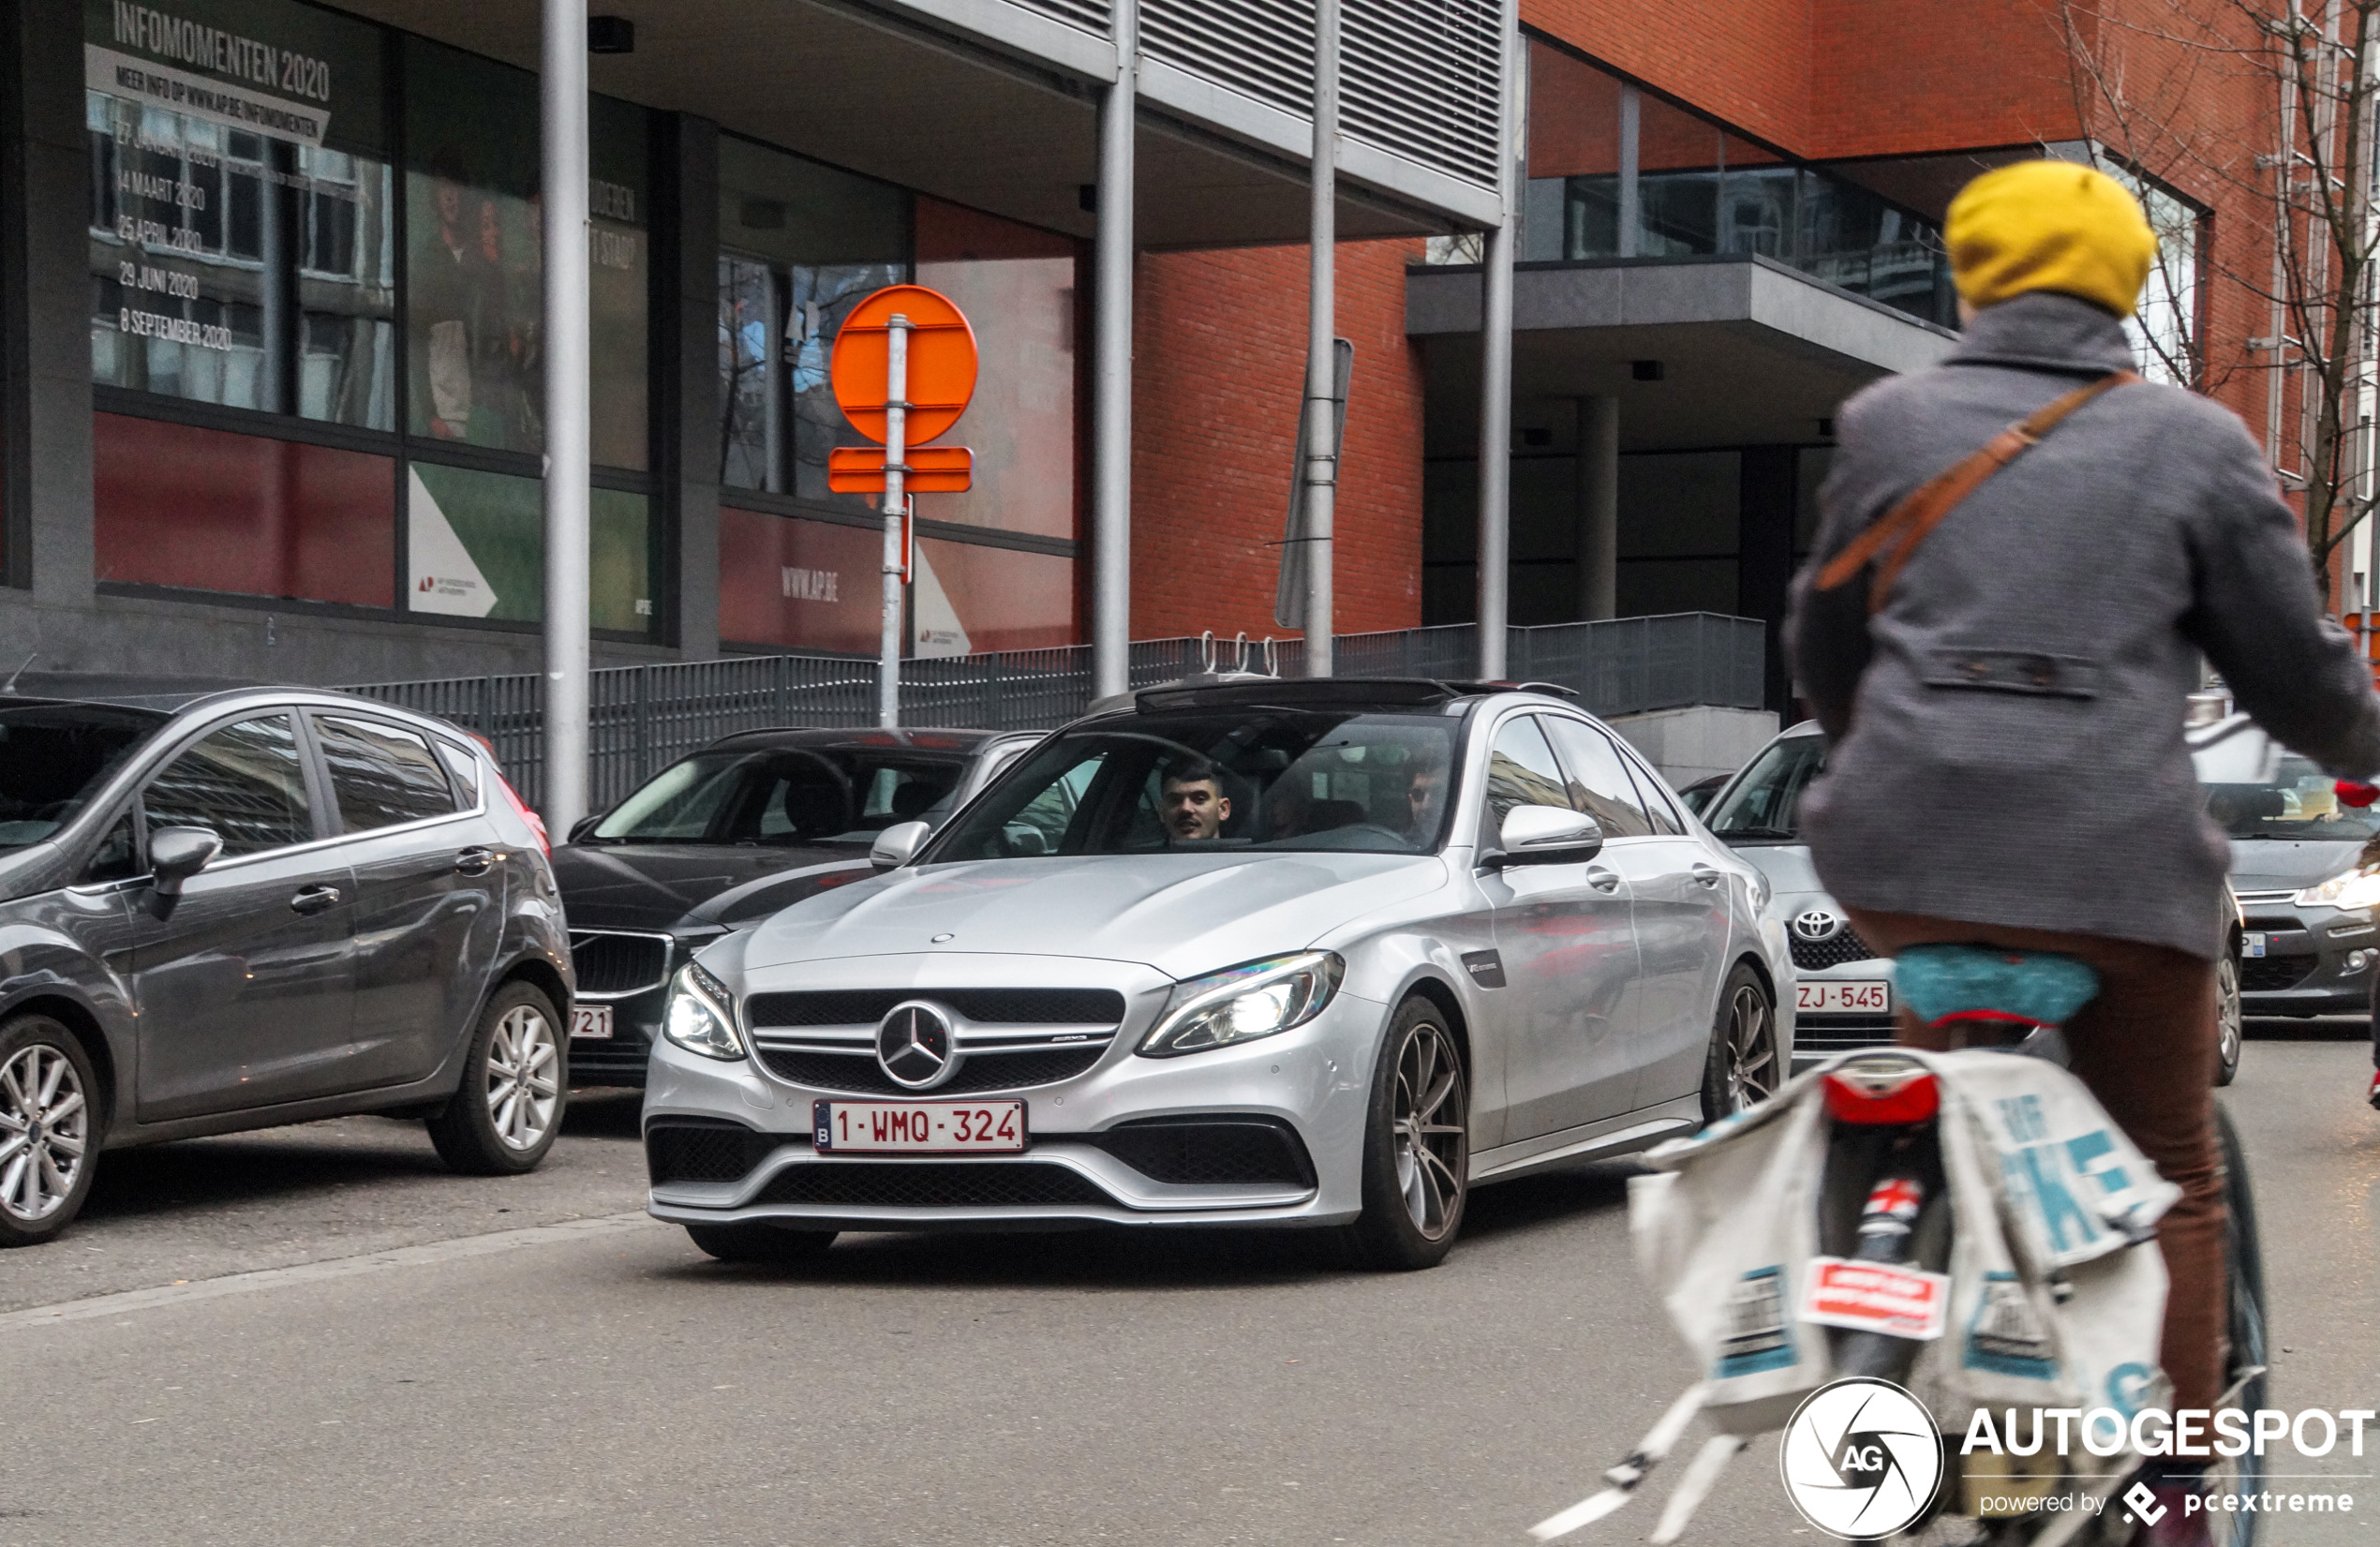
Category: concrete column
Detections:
[
  {"x1": 1737, "y1": 446, "x2": 1798, "y2": 714},
  {"x1": 7, "y1": 0, "x2": 96, "y2": 627},
  {"x1": 1090, "y1": 0, "x2": 1138, "y2": 700},
  {"x1": 666, "y1": 114, "x2": 722, "y2": 660},
  {"x1": 1575, "y1": 395, "x2": 1617, "y2": 620},
  {"x1": 541, "y1": 0, "x2": 592, "y2": 832},
  {"x1": 1616, "y1": 83, "x2": 1640, "y2": 260}
]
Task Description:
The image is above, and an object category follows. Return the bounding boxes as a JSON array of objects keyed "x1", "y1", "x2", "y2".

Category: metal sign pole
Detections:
[
  {"x1": 879, "y1": 315, "x2": 911, "y2": 728},
  {"x1": 539, "y1": 0, "x2": 591, "y2": 830},
  {"x1": 1301, "y1": 0, "x2": 1341, "y2": 678}
]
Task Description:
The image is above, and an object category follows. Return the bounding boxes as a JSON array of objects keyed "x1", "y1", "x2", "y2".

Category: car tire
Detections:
[
  {"x1": 1700, "y1": 962, "x2": 1781, "y2": 1124},
  {"x1": 685, "y1": 1223, "x2": 838, "y2": 1264},
  {"x1": 427, "y1": 981, "x2": 567, "y2": 1176},
  {"x1": 2214, "y1": 952, "x2": 2243, "y2": 1088},
  {"x1": 1344, "y1": 996, "x2": 1469, "y2": 1272},
  {"x1": 0, "y1": 1015, "x2": 102, "y2": 1249}
]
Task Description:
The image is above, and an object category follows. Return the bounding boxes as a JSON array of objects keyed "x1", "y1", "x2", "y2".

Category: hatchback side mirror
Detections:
[
  {"x1": 147, "y1": 826, "x2": 222, "y2": 915},
  {"x1": 870, "y1": 820, "x2": 931, "y2": 869},
  {"x1": 567, "y1": 815, "x2": 602, "y2": 844},
  {"x1": 1485, "y1": 805, "x2": 1603, "y2": 868}
]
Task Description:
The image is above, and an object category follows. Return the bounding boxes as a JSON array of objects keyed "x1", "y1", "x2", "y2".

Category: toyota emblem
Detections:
[
  {"x1": 876, "y1": 1001, "x2": 958, "y2": 1089},
  {"x1": 1791, "y1": 909, "x2": 1843, "y2": 943}
]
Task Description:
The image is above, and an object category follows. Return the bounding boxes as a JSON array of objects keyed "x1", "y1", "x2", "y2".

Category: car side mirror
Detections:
[
  {"x1": 567, "y1": 815, "x2": 602, "y2": 844},
  {"x1": 1486, "y1": 805, "x2": 1603, "y2": 868},
  {"x1": 146, "y1": 826, "x2": 222, "y2": 915},
  {"x1": 870, "y1": 820, "x2": 931, "y2": 869}
]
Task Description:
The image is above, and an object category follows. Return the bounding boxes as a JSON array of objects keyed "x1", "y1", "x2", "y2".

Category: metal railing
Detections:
[{"x1": 346, "y1": 613, "x2": 1764, "y2": 809}]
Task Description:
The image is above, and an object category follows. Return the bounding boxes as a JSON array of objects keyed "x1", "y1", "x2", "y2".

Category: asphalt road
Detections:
[{"x1": 0, "y1": 1027, "x2": 2373, "y2": 1547}]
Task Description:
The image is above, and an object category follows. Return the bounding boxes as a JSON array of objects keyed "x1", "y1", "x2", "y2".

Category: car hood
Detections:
[
  {"x1": 739, "y1": 850, "x2": 1449, "y2": 981},
  {"x1": 1725, "y1": 841, "x2": 1823, "y2": 897},
  {"x1": 2227, "y1": 839, "x2": 2365, "y2": 894},
  {"x1": 551, "y1": 841, "x2": 873, "y2": 930}
]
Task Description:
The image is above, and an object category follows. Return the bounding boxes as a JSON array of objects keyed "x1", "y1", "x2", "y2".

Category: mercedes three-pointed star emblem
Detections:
[{"x1": 876, "y1": 1001, "x2": 957, "y2": 1090}]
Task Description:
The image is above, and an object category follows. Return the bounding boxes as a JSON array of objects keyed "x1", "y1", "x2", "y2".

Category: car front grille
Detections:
[
  {"x1": 1085, "y1": 1119, "x2": 1316, "y2": 1187},
  {"x1": 2240, "y1": 956, "x2": 2314, "y2": 993},
  {"x1": 572, "y1": 931, "x2": 674, "y2": 997},
  {"x1": 746, "y1": 988, "x2": 1127, "y2": 1027},
  {"x1": 754, "y1": 1043, "x2": 1108, "y2": 1095},
  {"x1": 1790, "y1": 928, "x2": 1882, "y2": 973},
  {"x1": 1792, "y1": 1020, "x2": 1897, "y2": 1059},
  {"x1": 647, "y1": 1120, "x2": 782, "y2": 1185},
  {"x1": 753, "y1": 1162, "x2": 1113, "y2": 1210}
]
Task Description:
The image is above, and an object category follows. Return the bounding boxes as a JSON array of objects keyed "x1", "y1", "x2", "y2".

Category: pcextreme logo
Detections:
[{"x1": 1779, "y1": 1378, "x2": 1944, "y2": 1540}]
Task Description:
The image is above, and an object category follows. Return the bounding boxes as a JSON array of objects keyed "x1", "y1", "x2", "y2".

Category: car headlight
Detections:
[
  {"x1": 2294, "y1": 867, "x2": 2380, "y2": 910},
  {"x1": 662, "y1": 960, "x2": 746, "y2": 1061},
  {"x1": 1138, "y1": 952, "x2": 1345, "y2": 1058}
]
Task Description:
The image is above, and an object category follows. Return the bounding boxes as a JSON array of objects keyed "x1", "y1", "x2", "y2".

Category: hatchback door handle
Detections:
[
  {"x1": 1691, "y1": 864, "x2": 1724, "y2": 888},
  {"x1": 455, "y1": 847, "x2": 496, "y2": 875},
  {"x1": 1585, "y1": 867, "x2": 1622, "y2": 893},
  {"x1": 290, "y1": 885, "x2": 342, "y2": 915}
]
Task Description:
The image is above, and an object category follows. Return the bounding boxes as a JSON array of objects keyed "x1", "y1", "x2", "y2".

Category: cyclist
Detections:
[{"x1": 1787, "y1": 159, "x2": 2380, "y2": 1541}]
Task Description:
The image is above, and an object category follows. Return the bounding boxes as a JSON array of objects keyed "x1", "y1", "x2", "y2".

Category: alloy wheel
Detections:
[
  {"x1": 2216, "y1": 956, "x2": 2243, "y2": 1078},
  {"x1": 0, "y1": 1043, "x2": 88, "y2": 1223},
  {"x1": 1391, "y1": 1019, "x2": 1467, "y2": 1240},
  {"x1": 1723, "y1": 982, "x2": 1778, "y2": 1114},
  {"x1": 484, "y1": 1005, "x2": 560, "y2": 1152}
]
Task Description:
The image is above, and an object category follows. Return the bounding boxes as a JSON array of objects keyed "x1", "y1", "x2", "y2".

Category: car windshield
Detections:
[
  {"x1": 1704, "y1": 733, "x2": 1823, "y2": 843},
  {"x1": 0, "y1": 701, "x2": 167, "y2": 850},
  {"x1": 589, "y1": 745, "x2": 971, "y2": 845},
  {"x1": 928, "y1": 707, "x2": 1462, "y2": 859},
  {"x1": 2200, "y1": 751, "x2": 2380, "y2": 841}
]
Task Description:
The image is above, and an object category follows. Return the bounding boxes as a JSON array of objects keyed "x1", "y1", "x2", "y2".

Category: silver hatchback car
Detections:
[{"x1": 642, "y1": 677, "x2": 1792, "y2": 1269}]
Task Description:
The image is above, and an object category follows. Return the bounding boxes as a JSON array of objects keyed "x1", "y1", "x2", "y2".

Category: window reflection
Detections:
[{"x1": 1515, "y1": 42, "x2": 1955, "y2": 327}]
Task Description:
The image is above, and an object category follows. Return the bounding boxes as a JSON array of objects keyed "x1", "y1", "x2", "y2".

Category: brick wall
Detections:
[{"x1": 1130, "y1": 237, "x2": 1426, "y2": 641}]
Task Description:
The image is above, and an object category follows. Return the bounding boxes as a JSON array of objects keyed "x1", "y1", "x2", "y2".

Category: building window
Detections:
[
  {"x1": 1512, "y1": 40, "x2": 1956, "y2": 328},
  {"x1": 86, "y1": 0, "x2": 394, "y2": 424},
  {"x1": 407, "y1": 462, "x2": 650, "y2": 631}
]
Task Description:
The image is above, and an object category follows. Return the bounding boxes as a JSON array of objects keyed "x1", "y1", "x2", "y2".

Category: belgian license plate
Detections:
[
  {"x1": 814, "y1": 1099, "x2": 1027, "y2": 1154},
  {"x1": 1796, "y1": 979, "x2": 1892, "y2": 1015},
  {"x1": 2243, "y1": 933, "x2": 2268, "y2": 959},
  {"x1": 570, "y1": 1005, "x2": 614, "y2": 1039}
]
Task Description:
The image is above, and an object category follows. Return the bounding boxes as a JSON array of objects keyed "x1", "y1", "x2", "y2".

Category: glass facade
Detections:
[
  {"x1": 1518, "y1": 40, "x2": 1956, "y2": 327},
  {"x1": 714, "y1": 140, "x2": 1082, "y2": 655}
]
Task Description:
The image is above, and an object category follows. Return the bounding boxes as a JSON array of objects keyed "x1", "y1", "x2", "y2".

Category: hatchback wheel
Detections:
[
  {"x1": 686, "y1": 1223, "x2": 838, "y2": 1264},
  {"x1": 428, "y1": 982, "x2": 566, "y2": 1175},
  {"x1": 2214, "y1": 952, "x2": 2242, "y2": 1087},
  {"x1": 0, "y1": 1016, "x2": 101, "y2": 1248},
  {"x1": 1701, "y1": 964, "x2": 1779, "y2": 1123},
  {"x1": 1346, "y1": 997, "x2": 1469, "y2": 1271}
]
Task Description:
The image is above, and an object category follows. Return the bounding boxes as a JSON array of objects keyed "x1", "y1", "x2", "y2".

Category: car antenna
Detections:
[{"x1": 0, "y1": 652, "x2": 36, "y2": 694}]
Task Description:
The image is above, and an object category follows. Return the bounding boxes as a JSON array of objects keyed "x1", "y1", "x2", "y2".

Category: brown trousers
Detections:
[{"x1": 1847, "y1": 908, "x2": 2226, "y2": 1412}]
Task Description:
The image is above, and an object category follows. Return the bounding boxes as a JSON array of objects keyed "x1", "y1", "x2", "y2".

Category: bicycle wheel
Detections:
[{"x1": 2206, "y1": 1102, "x2": 2267, "y2": 1547}]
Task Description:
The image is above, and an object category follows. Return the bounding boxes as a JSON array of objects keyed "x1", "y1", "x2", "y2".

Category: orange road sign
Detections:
[
  {"x1": 830, "y1": 285, "x2": 977, "y2": 445},
  {"x1": 826, "y1": 444, "x2": 974, "y2": 493}
]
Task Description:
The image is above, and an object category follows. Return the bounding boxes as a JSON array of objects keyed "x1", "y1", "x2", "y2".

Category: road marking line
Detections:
[{"x1": 0, "y1": 1212, "x2": 654, "y2": 1331}]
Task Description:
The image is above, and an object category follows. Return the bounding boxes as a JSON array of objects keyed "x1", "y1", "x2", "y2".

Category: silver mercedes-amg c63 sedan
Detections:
[{"x1": 642, "y1": 677, "x2": 1794, "y2": 1269}]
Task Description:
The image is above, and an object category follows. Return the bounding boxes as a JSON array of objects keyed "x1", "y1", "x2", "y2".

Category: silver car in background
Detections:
[
  {"x1": 1709, "y1": 718, "x2": 2249, "y2": 1082},
  {"x1": 642, "y1": 677, "x2": 1792, "y2": 1270}
]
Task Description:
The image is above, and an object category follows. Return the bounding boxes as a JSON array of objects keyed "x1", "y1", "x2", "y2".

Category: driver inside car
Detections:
[{"x1": 1159, "y1": 757, "x2": 1232, "y2": 843}]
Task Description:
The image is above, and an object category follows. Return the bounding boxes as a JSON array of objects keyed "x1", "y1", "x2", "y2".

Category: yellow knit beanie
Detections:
[{"x1": 1946, "y1": 161, "x2": 2158, "y2": 319}]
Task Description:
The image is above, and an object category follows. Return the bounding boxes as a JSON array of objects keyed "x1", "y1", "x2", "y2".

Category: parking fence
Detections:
[{"x1": 345, "y1": 614, "x2": 1764, "y2": 808}]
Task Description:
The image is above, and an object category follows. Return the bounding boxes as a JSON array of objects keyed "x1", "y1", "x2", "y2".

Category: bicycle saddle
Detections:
[{"x1": 1894, "y1": 944, "x2": 2100, "y2": 1031}]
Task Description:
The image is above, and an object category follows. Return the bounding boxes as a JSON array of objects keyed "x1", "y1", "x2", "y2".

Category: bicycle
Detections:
[{"x1": 1535, "y1": 943, "x2": 2268, "y2": 1547}]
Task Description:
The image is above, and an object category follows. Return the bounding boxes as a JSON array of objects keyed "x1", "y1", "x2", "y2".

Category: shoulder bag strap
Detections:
[{"x1": 1815, "y1": 369, "x2": 2139, "y2": 615}]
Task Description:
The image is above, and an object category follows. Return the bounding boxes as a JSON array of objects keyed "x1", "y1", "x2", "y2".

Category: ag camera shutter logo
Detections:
[{"x1": 1778, "y1": 1378, "x2": 1945, "y2": 1540}]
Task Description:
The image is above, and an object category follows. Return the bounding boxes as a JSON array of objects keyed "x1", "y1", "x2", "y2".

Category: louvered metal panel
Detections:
[
  {"x1": 1008, "y1": 0, "x2": 1116, "y2": 36},
  {"x1": 1134, "y1": 0, "x2": 1503, "y2": 194}
]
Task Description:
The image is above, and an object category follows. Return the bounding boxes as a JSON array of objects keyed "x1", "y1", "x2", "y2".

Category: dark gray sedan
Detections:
[
  {"x1": 552, "y1": 727, "x2": 1037, "y2": 1085},
  {"x1": 0, "y1": 675, "x2": 572, "y2": 1246}
]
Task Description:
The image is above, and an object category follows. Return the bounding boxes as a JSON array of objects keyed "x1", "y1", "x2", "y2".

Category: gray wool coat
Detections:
[{"x1": 1786, "y1": 291, "x2": 2380, "y2": 960}]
